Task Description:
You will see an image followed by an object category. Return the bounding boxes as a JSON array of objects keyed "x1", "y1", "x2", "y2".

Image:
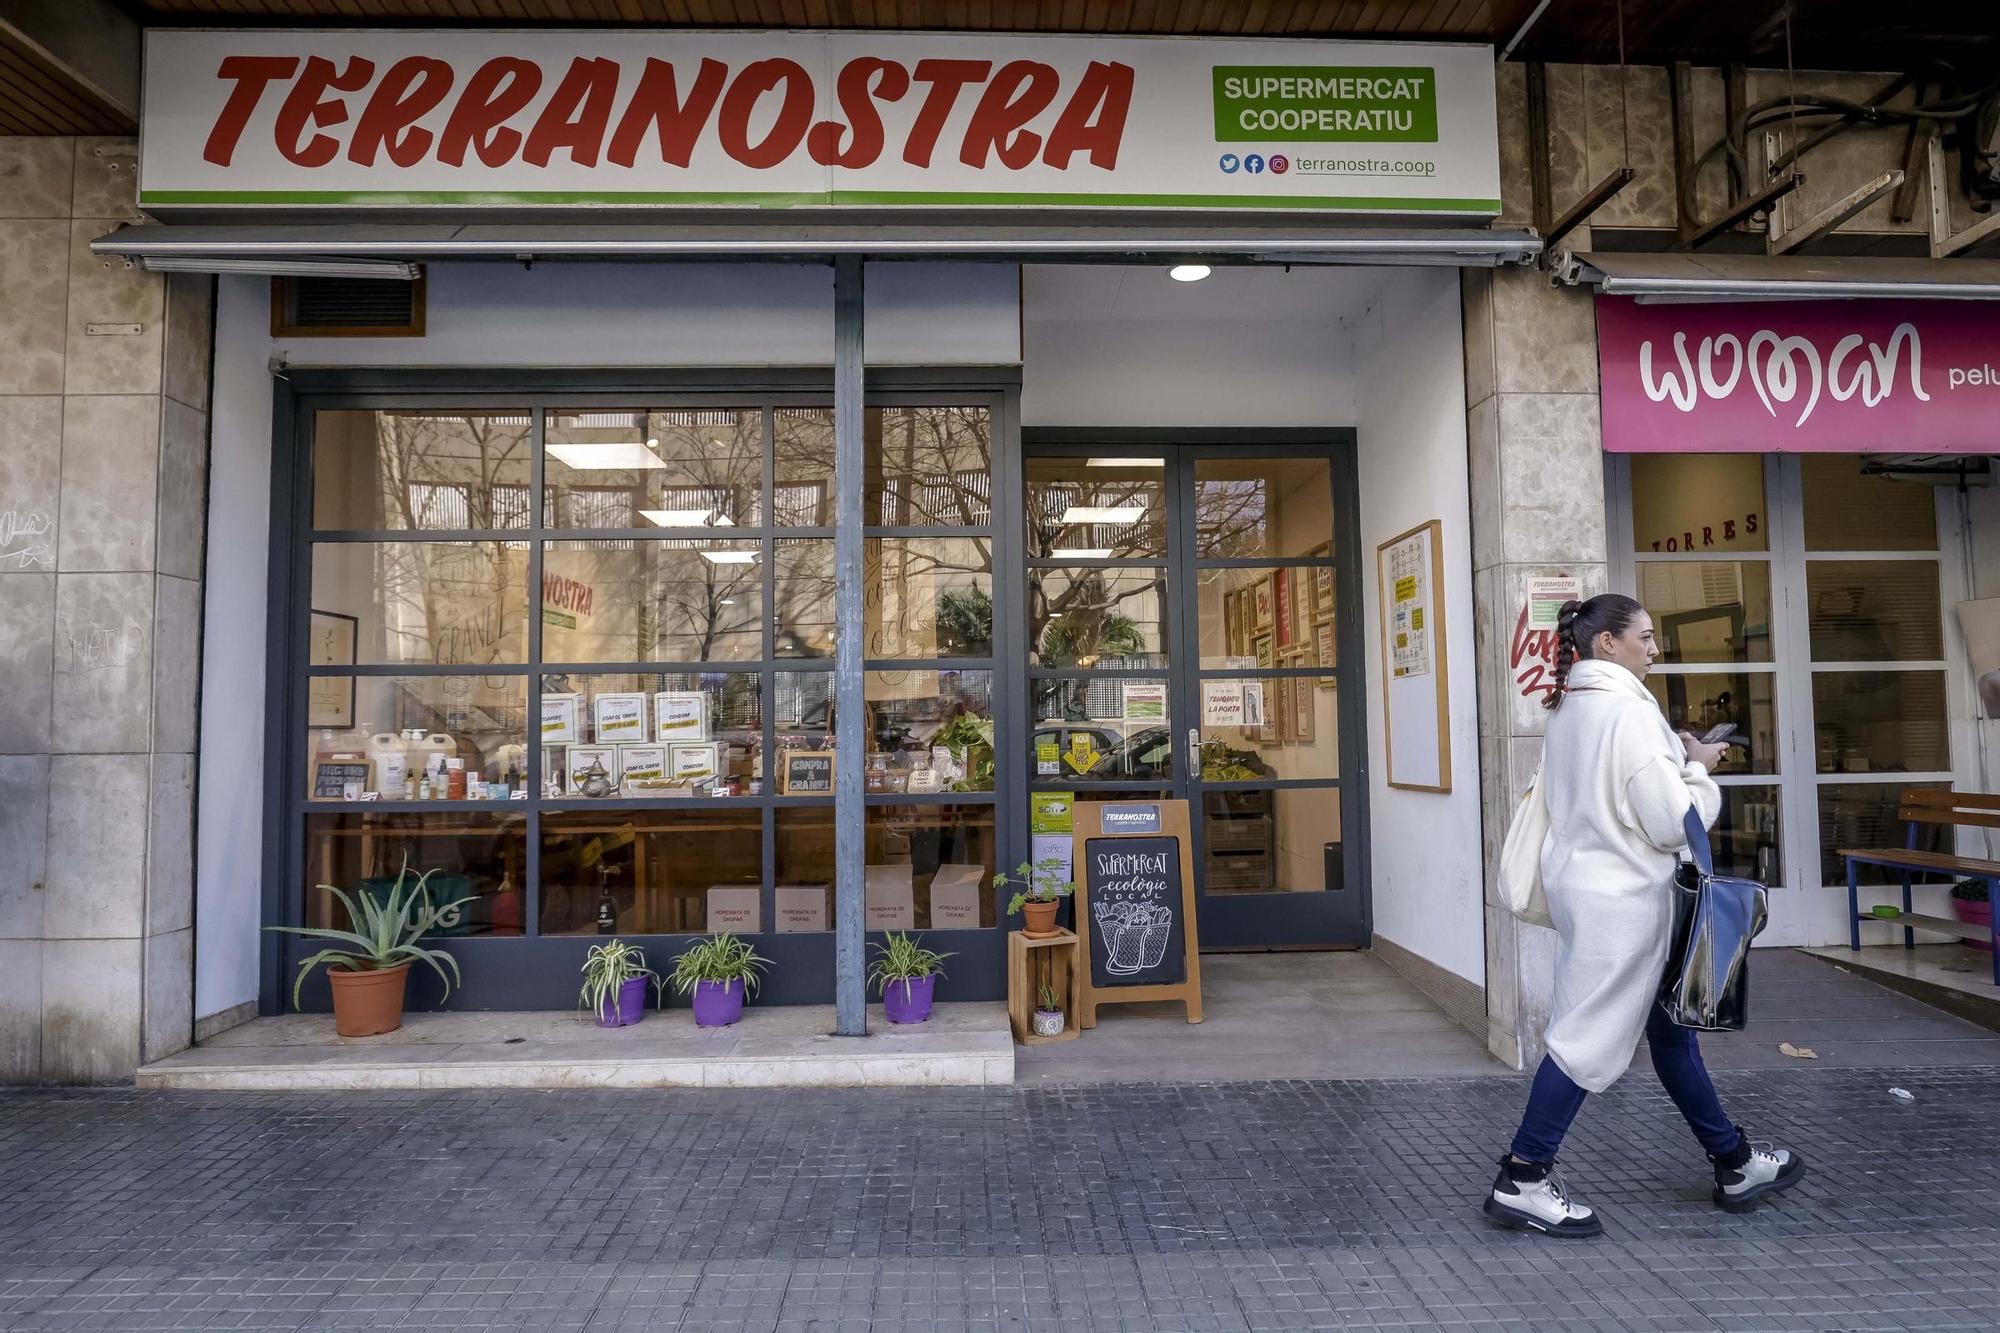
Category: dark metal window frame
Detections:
[{"x1": 264, "y1": 367, "x2": 1023, "y2": 1013}]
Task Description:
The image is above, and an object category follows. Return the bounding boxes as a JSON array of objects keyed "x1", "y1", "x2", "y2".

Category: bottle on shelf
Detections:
[{"x1": 595, "y1": 866, "x2": 619, "y2": 935}]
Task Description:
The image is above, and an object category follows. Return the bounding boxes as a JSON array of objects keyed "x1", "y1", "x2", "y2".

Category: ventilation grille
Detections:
[{"x1": 273, "y1": 272, "x2": 425, "y2": 336}]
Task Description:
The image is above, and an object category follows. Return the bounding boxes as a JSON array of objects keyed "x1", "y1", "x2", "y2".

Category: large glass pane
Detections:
[
  {"x1": 1194, "y1": 458, "x2": 1333, "y2": 559},
  {"x1": 773, "y1": 409, "x2": 833, "y2": 528},
  {"x1": 865, "y1": 670, "x2": 995, "y2": 793},
  {"x1": 539, "y1": 671, "x2": 761, "y2": 797},
  {"x1": 1629, "y1": 454, "x2": 1768, "y2": 554},
  {"x1": 1197, "y1": 676, "x2": 1337, "y2": 781},
  {"x1": 864, "y1": 538, "x2": 993, "y2": 658},
  {"x1": 1642, "y1": 672, "x2": 1778, "y2": 776},
  {"x1": 773, "y1": 804, "x2": 996, "y2": 931},
  {"x1": 1818, "y1": 783, "x2": 1950, "y2": 886},
  {"x1": 540, "y1": 540, "x2": 762, "y2": 663},
  {"x1": 539, "y1": 808, "x2": 763, "y2": 935},
  {"x1": 312, "y1": 409, "x2": 530, "y2": 532},
  {"x1": 1806, "y1": 560, "x2": 1944, "y2": 662},
  {"x1": 1635, "y1": 561, "x2": 1773, "y2": 664},
  {"x1": 1711, "y1": 785, "x2": 1781, "y2": 885},
  {"x1": 773, "y1": 671, "x2": 835, "y2": 758},
  {"x1": 1802, "y1": 456, "x2": 1937, "y2": 551},
  {"x1": 1198, "y1": 565, "x2": 1334, "y2": 669},
  {"x1": 302, "y1": 811, "x2": 527, "y2": 935},
  {"x1": 305, "y1": 675, "x2": 527, "y2": 800},
  {"x1": 1030, "y1": 676, "x2": 1173, "y2": 783},
  {"x1": 1202, "y1": 788, "x2": 1339, "y2": 894},
  {"x1": 773, "y1": 540, "x2": 835, "y2": 658},
  {"x1": 1025, "y1": 456, "x2": 1167, "y2": 560},
  {"x1": 311, "y1": 542, "x2": 528, "y2": 667},
  {"x1": 544, "y1": 408, "x2": 761, "y2": 530},
  {"x1": 869, "y1": 407, "x2": 991, "y2": 527},
  {"x1": 1812, "y1": 671, "x2": 1949, "y2": 774},
  {"x1": 1030, "y1": 567, "x2": 1168, "y2": 669}
]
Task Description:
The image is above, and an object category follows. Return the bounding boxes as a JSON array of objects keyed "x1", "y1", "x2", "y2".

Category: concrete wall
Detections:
[{"x1": 0, "y1": 137, "x2": 211, "y2": 1082}]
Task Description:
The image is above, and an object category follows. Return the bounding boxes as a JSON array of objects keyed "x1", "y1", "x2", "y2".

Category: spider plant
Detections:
[
  {"x1": 667, "y1": 932, "x2": 771, "y2": 996},
  {"x1": 265, "y1": 862, "x2": 471, "y2": 1010},
  {"x1": 868, "y1": 931, "x2": 953, "y2": 1002},
  {"x1": 579, "y1": 938, "x2": 662, "y2": 1016}
]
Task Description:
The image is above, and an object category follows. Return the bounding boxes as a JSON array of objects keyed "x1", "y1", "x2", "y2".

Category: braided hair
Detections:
[{"x1": 1543, "y1": 593, "x2": 1644, "y2": 711}]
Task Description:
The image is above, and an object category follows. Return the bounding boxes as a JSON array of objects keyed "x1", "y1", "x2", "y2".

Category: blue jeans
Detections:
[{"x1": 1509, "y1": 1002, "x2": 1743, "y2": 1164}]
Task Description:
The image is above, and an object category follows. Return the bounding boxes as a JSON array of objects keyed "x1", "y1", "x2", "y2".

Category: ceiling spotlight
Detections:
[{"x1": 1169, "y1": 264, "x2": 1212, "y2": 283}]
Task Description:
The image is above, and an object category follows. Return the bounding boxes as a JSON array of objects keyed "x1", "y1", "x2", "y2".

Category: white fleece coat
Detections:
[{"x1": 1539, "y1": 658, "x2": 1722, "y2": 1093}]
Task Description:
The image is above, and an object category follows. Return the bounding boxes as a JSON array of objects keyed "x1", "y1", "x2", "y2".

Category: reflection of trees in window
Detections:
[
  {"x1": 1195, "y1": 478, "x2": 1269, "y2": 556},
  {"x1": 652, "y1": 546, "x2": 760, "y2": 662},
  {"x1": 1031, "y1": 569, "x2": 1156, "y2": 668},
  {"x1": 545, "y1": 409, "x2": 762, "y2": 531},
  {"x1": 372, "y1": 541, "x2": 523, "y2": 666},
  {"x1": 374, "y1": 413, "x2": 529, "y2": 530}
]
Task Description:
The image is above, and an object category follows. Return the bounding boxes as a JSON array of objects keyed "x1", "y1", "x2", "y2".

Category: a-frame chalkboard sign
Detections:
[{"x1": 1072, "y1": 799, "x2": 1203, "y2": 1028}]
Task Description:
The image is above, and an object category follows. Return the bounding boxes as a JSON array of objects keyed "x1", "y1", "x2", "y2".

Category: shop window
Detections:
[
  {"x1": 1805, "y1": 560, "x2": 1944, "y2": 662},
  {"x1": 1026, "y1": 456, "x2": 1169, "y2": 560},
  {"x1": 539, "y1": 808, "x2": 762, "y2": 936},
  {"x1": 302, "y1": 812, "x2": 527, "y2": 936},
  {"x1": 1029, "y1": 568, "x2": 1169, "y2": 670},
  {"x1": 1628, "y1": 454, "x2": 1768, "y2": 553},
  {"x1": 1635, "y1": 562, "x2": 1773, "y2": 664},
  {"x1": 310, "y1": 542, "x2": 528, "y2": 667},
  {"x1": 313, "y1": 409, "x2": 530, "y2": 531},
  {"x1": 1801, "y1": 455, "x2": 1936, "y2": 550},
  {"x1": 1193, "y1": 457, "x2": 1334, "y2": 559},
  {"x1": 1031, "y1": 676, "x2": 1173, "y2": 784}
]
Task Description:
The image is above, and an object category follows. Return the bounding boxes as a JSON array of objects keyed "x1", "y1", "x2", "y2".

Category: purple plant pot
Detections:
[
  {"x1": 881, "y1": 973, "x2": 937, "y2": 1024},
  {"x1": 596, "y1": 976, "x2": 648, "y2": 1028},
  {"x1": 692, "y1": 977, "x2": 745, "y2": 1027},
  {"x1": 1953, "y1": 898, "x2": 1993, "y2": 952}
]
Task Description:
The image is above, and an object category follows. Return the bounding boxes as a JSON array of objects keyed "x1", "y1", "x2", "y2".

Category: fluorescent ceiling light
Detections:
[
  {"x1": 135, "y1": 255, "x2": 422, "y2": 280},
  {"x1": 1086, "y1": 457, "x2": 1165, "y2": 468},
  {"x1": 699, "y1": 550, "x2": 758, "y2": 565},
  {"x1": 638, "y1": 508, "x2": 717, "y2": 527},
  {"x1": 1051, "y1": 549, "x2": 1114, "y2": 559},
  {"x1": 1060, "y1": 505, "x2": 1146, "y2": 525},
  {"x1": 545, "y1": 442, "x2": 666, "y2": 471},
  {"x1": 1169, "y1": 264, "x2": 1212, "y2": 282}
]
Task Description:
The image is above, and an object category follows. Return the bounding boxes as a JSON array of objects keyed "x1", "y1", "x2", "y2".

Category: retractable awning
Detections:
[
  {"x1": 89, "y1": 221, "x2": 1542, "y2": 276},
  {"x1": 1568, "y1": 251, "x2": 2000, "y2": 301}
]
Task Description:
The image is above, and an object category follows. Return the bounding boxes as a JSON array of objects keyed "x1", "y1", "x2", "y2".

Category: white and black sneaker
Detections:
[
  {"x1": 1482, "y1": 1157, "x2": 1604, "y2": 1238},
  {"x1": 1711, "y1": 1140, "x2": 1805, "y2": 1212}
]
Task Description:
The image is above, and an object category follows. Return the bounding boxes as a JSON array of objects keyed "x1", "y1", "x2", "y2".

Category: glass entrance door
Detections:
[{"x1": 1024, "y1": 440, "x2": 1365, "y2": 951}]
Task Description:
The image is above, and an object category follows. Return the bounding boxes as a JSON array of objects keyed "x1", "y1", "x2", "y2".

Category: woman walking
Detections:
[{"x1": 1484, "y1": 594, "x2": 1804, "y2": 1238}]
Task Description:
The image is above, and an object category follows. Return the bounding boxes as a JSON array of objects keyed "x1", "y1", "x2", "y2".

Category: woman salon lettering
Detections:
[{"x1": 1639, "y1": 324, "x2": 1928, "y2": 427}]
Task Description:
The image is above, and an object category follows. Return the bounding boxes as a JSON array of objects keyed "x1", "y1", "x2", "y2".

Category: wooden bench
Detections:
[{"x1": 1841, "y1": 789, "x2": 2000, "y2": 985}]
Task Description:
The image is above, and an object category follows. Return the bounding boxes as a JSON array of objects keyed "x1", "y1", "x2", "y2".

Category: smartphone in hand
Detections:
[{"x1": 1700, "y1": 722, "x2": 1745, "y2": 747}]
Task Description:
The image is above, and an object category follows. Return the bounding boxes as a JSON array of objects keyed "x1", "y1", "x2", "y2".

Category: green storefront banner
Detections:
[{"x1": 1212, "y1": 66, "x2": 1438, "y2": 143}]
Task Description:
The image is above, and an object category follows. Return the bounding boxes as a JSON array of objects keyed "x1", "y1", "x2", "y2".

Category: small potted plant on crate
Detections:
[
  {"x1": 1952, "y1": 879, "x2": 1993, "y2": 951},
  {"x1": 994, "y1": 856, "x2": 1074, "y2": 938},
  {"x1": 1032, "y1": 982, "x2": 1066, "y2": 1038},
  {"x1": 669, "y1": 932, "x2": 770, "y2": 1027},
  {"x1": 265, "y1": 862, "x2": 470, "y2": 1037},
  {"x1": 579, "y1": 938, "x2": 661, "y2": 1027},
  {"x1": 869, "y1": 931, "x2": 954, "y2": 1024}
]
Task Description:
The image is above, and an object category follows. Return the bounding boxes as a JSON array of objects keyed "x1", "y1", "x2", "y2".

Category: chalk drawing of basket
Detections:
[{"x1": 1094, "y1": 902, "x2": 1172, "y2": 975}]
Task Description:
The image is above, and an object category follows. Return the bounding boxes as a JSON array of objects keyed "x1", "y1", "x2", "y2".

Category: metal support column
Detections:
[{"x1": 832, "y1": 255, "x2": 868, "y2": 1037}]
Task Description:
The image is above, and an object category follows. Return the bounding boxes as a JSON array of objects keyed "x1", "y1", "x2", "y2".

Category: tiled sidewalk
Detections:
[{"x1": 3, "y1": 1064, "x2": 1999, "y2": 1329}]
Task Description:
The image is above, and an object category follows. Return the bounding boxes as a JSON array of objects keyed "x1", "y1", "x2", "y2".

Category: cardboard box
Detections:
[
  {"x1": 567, "y1": 745, "x2": 619, "y2": 794},
  {"x1": 654, "y1": 691, "x2": 709, "y2": 741},
  {"x1": 618, "y1": 744, "x2": 666, "y2": 784},
  {"x1": 864, "y1": 864, "x2": 915, "y2": 931},
  {"x1": 541, "y1": 693, "x2": 581, "y2": 745},
  {"x1": 929, "y1": 864, "x2": 985, "y2": 928},
  {"x1": 670, "y1": 741, "x2": 720, "y2": 783},
  {"x1": 705, "y1": 885, "x2": 761, "y2": 934},
  {"x1": 775, "y1": 884, "x2": 831, "y2": 933},
  {"x1": 593, "y1": 692, "x2": 648, "y2": 744}
]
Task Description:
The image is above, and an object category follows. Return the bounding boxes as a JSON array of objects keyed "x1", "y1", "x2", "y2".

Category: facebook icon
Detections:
[{"x1": 1243, "y1": 154, "x2": 1266, "y2": 174}]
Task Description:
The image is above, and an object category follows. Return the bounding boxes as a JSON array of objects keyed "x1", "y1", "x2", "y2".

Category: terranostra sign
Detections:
[
  {"x1": 136, "y1": 30, "x2": 1500, "y2": 214},
  {"x1": 1597, "y1": 295, "x2": 2000, "y2": 453}
]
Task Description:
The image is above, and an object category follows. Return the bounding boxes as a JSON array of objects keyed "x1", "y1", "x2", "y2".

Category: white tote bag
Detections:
[{"x1": 1498, "y1": 768, "x2": 1554, "y2": 928}]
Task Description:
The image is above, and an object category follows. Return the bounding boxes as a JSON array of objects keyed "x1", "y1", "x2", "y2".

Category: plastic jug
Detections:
[{"x1": 366, "y1": 732, "x2": 409, "y2": 796}]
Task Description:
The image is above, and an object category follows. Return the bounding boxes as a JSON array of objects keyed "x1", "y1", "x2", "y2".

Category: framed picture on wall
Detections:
[
  {"x1": 1293, "y1": 672, "x2": 1316, "y2": 741},
  {"x1": 1315, "y1": 620, "x2": 1337, "y2": 687},
  {"x1": 1224, "y1": 589, "x2": 1242, "y2": 655},
  {"x1": 1237, "y1": 584, "x2": 1257, "y2": 645},
  {"x1": 1253, "y1": 577, "x2": 1274, "y2": 629},
  {"x1": 1253, "y1": 633, "x2": 1274, "y2": 668},
  {"x1": 1275, "y1": 568, "x2": 1295, "y2": 647},
  {"x1": 1310, "y1": 542, "x2": 1335, "y2": 612},
  {"x1": 306, "y1": 610, "x2": 358, "y2": 728}
]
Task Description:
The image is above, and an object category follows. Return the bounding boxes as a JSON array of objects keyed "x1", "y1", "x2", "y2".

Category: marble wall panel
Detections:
[
  {"x1": 59, "y1": 394, "x2": 159, "y2": 573},
  {"x1": 1494, "y1": 393, "x2": 1607, "y2": 565},
  {"x1": 142, "y1": 927, "x2": 194, "y2": 1064},
  {"x1": 1490, "y1": 272, "x2": 1598, "y2": 397},
  {"x1": 52, "y1": 572, "x2": 154, "y2": 753},
  {"x1": 156, "y1": 398, "x2": 208, "y2": 582},
  {"x1": 0, "y1": 138, "x2": 74, "y2": 219},
  {"x1": 0, "y1": 396, "x2": 62, "y2": 574},
  {"x1": 63, "y1": 220, "x2": 164, "y2": 397},
  {"x1": 1460, "y1": 268, "x2": 1496, "y2": 411},
  {"x1": 0, "y1": 755, "x2": 50, "y2": 940},
  {"x1": 45, "y1": 753, "x2": 149, "y2": 940},
  {"x1": 0, "y1": 219, "x2": 69, "y2": 396},
  {"x1": 1584, "y1": 65, "x2": 1675, "y2": 230},
  {"x1": 146, "y1": 754, "x2": 194, "y2": 938},
  {"x1": 42, "y1": 937, "x2": 143, "y2": 1083},
  {"x1": 0, "y1": 574, "x2": 55, "y2": 753},
  {"x1": 151, "y1": 574, "x2": 201, "y2": 755},
  {"x1": 0, "y1": 940, "x2": 41, "y2": 1083},
  {"x1": 70, "y1": 139, "x2": 140, "y2": 220},
  {"x1": 162, "y1": 274, "x2": 214, "y2": 415}
]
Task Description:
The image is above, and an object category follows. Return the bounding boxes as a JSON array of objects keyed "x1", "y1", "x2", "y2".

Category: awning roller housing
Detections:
[{"x1": 1568, "y1": 251, "x2": 2000, "y2": 301}]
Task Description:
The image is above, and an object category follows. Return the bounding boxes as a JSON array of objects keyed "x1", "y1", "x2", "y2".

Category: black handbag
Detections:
[{"x1": 1658, "y1": 806, "x2": 1769, "y2": 1031}]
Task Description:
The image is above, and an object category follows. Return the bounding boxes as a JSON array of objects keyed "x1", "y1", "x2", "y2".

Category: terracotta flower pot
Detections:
[
  {"x1": 1022, "y1": 899, "x2": 1061, "y2": 938},
  {"x1": 328, "y1": 961, "x2": 411, "y2": 1037}
]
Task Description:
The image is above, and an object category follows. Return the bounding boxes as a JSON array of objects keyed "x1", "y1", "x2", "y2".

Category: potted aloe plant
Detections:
[
  {"x1": 1033, "y1": 982, "x2": 1066, "y2": 1038},
  {"x1": 869, "y1": 931, "x2": 954, "y2": 1024},
  {"x1": 579, "y1": 938, "x2": 661, "y2": 1027},
  {"x1": 669, "y1": 932, "x2": 770, "y2": 1027},
  {"x1": 994, "y1": 856, "x2": 1075, "y2": 938},
  {"x1": 266, "y1": 863, "x2": 470, "y2": 1037},
  {"x1": 1952, "y1": 879, "x2": 1993, "y2": 952}
]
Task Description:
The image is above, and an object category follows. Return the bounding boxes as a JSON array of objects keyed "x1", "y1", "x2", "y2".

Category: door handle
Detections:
[{"x1": 1187, "y1": 727, "x2": 1202, "y2": 777}]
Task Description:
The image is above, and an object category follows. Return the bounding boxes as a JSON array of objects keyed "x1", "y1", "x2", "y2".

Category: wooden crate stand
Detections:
[{"x1": 1007, "y1": 929, "x2": 1081, "y2": 1044}]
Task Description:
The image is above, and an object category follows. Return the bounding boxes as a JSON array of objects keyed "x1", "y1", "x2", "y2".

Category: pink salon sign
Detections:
[{"x1": 1596, "y1": 295, "x2": 2000, "y2": 453}]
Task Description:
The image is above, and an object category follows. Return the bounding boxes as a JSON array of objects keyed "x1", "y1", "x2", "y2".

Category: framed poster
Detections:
[
  {"x1": 1292, "y1": 673, "x2": 1315, "y2": 741},
  {"x1": 1274, "y1": 568, "x2": 1296, "y2": 647},
  {"x1": 1253, "y1": 633, "x2": 1274, "y2": 668},
  {"x1": 1309, "y1": 541, "x2": 1336, "y2": 612},
  {"x1": 1376, "y1": 519, "x2": 1451, "y2": 792},
  {"x1": 306, "y1": 610, "x2": 357, "y2": 728},
  {"x1": 1315, "y1": 619, "x2": 1337, "y2": 687},
  {"x1": 1253, "y1": 577, "x2": 1274, "y2": 629}
]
